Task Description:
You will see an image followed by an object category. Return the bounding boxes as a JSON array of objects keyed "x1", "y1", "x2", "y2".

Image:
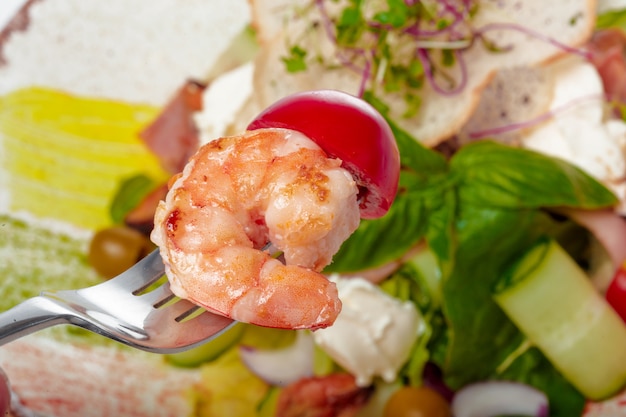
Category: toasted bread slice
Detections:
[
  {"x1": 458, "y1": 65, "x2": 556, "y2": 144},
  {"x1": 249, "y1": 0, "x2": 597, "y2": 146}
]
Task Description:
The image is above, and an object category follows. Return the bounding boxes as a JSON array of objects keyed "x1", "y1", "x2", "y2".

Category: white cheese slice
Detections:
[
  {"x1": 312, "y1": 275, "x2": 422, "y2": 387},
  {"x1": 194, "y1": 62, "x2": 254, "y2": 145}
]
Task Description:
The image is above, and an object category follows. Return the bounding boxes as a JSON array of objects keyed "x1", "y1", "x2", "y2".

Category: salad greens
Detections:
[
  {"x1": 327, "y1": 119, "x2": 618, "y2": 415},
  {"x1": 495, "y1": 238, "x2": 626, "y2": 400},
  {"x1": 109, "y1": 174, "x2": 158, "y2": 224},
  {"x1": 597, "y1": 7, "x2": 626, "y2": 30}
]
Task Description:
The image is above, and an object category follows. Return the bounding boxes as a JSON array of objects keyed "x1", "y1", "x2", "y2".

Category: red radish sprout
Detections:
[
  {"x1": 474, "y1": 22, "x2": 592, "y2": 60},
  {"x1": 305, "y1": 1, "x2": 592, "y2": 101},
  {"x1": 417, "y1": 47, "x2": 469, "y2": 96}
]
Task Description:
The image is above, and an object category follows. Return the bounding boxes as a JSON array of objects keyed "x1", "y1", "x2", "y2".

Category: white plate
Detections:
[{"x1": 0, "y1": 0, "x2": 26, "y2": 31}]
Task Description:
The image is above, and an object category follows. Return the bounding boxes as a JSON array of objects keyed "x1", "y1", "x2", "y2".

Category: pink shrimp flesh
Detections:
[{"x1": 150, "y1": 128, "x2": 360, "y2": 330}]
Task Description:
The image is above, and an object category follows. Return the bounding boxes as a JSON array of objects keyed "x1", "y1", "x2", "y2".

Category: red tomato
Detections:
[
  {"x1": 247, "y1": 90, "x2": 400, "y2": 219},
  {"x1": 606, "y1": 262, "x2": 626, "y2": 322}
]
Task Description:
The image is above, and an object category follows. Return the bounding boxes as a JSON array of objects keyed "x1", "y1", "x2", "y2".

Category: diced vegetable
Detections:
[
  {"x1": 87, "y1": 226, "x2": 153, "y2": 279},
  {"x1": 239, "y1": 331, "x2": 315, "y2": 386},
  {"x1": 109, "y1": 174, "x2": 157, "y2": 225},
  {"x1": 382, "y1": 386, "x2": 451, "y2": 417},
  {"x1": 121, "y1": 182, "x2": 168, "y2": 235},
  {"x1": 606, "y1": 262, "x2": 626, "y2": 322},
  {"x1": 406, "y1": 246, "x2": 443, "y2": 308},
  {"x1": 257, "y1": 387, "x2": 282, "y2": 417},
  {"x1": 355, "y1": 381, "x2": 402, "y2": 417},
  {"x1": 494, "y1": 238, "x2": 626, "y2": 400},
  {"x1": 451, "y1": 381, "x2": 548, "y2": 417},
  {"x1": 165, "y1": 322, "x2": 244, "y2": 367},
  {"x1": 247, "y1": 90, "x2": 400, "y2": 219}
]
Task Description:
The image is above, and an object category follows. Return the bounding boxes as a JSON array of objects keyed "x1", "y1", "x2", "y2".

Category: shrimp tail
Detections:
[{"x1": 231, "y1": 261, "x2": 342, "y2": 330}]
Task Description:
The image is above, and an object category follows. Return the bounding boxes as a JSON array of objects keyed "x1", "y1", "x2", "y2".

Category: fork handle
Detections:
[{"x1": 0, "y1": 296, "x2": 72, "y2": 346}]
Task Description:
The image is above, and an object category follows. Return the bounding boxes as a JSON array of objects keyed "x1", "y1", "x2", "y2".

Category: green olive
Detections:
[
  {"x1": 88, "y1": 226, "x2": 154, "y2": 278},
  {"x1": 383, "y1": 386, "x2": 451, "y2": 417}
]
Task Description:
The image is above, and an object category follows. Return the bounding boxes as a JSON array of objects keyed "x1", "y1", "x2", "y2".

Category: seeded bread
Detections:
[{"x1": 248, "y1": 0, "x2": 597, "y2": 147}]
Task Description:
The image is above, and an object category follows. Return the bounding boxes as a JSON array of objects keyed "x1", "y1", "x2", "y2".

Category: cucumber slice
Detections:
[
  {"x1": 494, "y1": 238, "x2": 626, "y2": 400},
  {"x1": 165, "y1": 322, "x2": 244, "y2": 367}
]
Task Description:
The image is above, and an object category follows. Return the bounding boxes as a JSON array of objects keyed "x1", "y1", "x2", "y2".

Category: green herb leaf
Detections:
[
  {"x1": 597, "y1": 8, "x2": 626, "y2": 30},
  {"x1": 109, "y1": 174, "x2": 157, "y2": 224},
  {"x1": 324, "y1": 117, "x2": 452, "y2": 272},
  {"x1": 372, "y1": 0, "x2": 409, "y2": 28},
  {"x1": 441, "y1": 49, "x2": 455, "y2": 67},
  {"x1": 402, "y1": 93, "x2": 422, "y2": 118},
  {"x1": 450, "y1": 141, "x2": 618, "y2": 209},
  {"x1": 281, "y1": 45, "x2": 308, "y2": 73},
  {"x1": 438, "y1": 206, "x2": 554, "y2": 387},
  {"x1": 325, "y1": 171, "x2": 430, "y2": 272},
  {"x1": 387, "y1": 117, "x2": 448, "y2": 175},
  {"x1": 336, "y1": 2, "x2": 364, "y2": 45}
]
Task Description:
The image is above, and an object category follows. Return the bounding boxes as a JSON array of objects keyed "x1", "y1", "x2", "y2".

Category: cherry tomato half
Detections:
[
  {"x1": 383, "y1": 386, "x2": 452, "y2": 417},
  {"x1": 247, "y1": 90, "x2": 400, "y2": 219},
  {"x1": 606, "y1": 262, "x2": 626, "y2": 322}
]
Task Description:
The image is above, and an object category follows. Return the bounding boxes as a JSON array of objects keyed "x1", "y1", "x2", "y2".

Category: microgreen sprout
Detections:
[{"x1": 282, "y1": 0, "x2": 592, "y2": 119}]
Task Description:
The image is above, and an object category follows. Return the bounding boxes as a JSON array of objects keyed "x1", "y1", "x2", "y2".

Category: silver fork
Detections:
[{"x1": 0, "y1": 250, "x2": 235, "y2": 353}]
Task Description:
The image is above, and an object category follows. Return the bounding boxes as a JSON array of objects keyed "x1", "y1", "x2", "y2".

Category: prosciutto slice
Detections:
[{"x1": 139, "y1": 80, "x2": 206, "y2": 173}]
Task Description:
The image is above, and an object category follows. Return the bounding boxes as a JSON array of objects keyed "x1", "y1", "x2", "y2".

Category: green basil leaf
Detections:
[
  {"x1": 325, "y1": 170, "x2": 430, "y2": 272},
  {"x1": 425, "y1": 187, "x2": 456, "y2": 269},
  {"x1": 597, "y1": 8, "x2": 626, "y2": 30},
  {"x1": 440, "y1": 207, "x2": 556, "y2": 388},
  {"x1": 389, "y1": 118, "x2": 448, "y2": 175},
  {"x1": 326, "y1": 118, "x2": 451, "y2": 272},
  {"x1": 109, "y1": 174, "x2": 156, "y2": 224},
  {"x1": 281, "y1": 46, "x2": 308, "y2": 73},
  {"x1": 451, "y1": 141, "x2": 617, "y2": 209}
]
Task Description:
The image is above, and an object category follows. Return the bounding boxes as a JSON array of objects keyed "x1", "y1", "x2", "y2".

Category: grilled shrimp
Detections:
[{"x1": 150, "y1": 128, "x2": 360, "y2": 330}]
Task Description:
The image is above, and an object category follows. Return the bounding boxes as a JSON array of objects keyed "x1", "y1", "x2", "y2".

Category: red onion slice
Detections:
[
  {"x1": 560, "y1": 208, "x2": 626, "y2": 269},
  {"x1": 452, "y1": 381, "x2": 549, "y2": 417},
  {"x1": 238, "y1": 331, "x2": 314, "y2": 387}
]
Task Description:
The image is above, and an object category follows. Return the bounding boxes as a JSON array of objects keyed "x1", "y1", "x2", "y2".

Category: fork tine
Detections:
[
  {"x1": 110, "y1": 250, "x2": 166, "y2": 294},
  {"x1": 0, "y1": 249, "x2": 236, "y2": 353},
  {"x1": 140, "y1": 280, "x2": 176, "y2": 307}
]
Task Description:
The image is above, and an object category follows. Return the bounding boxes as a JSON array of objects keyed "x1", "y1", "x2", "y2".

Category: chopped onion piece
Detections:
[
  {"x1": 561, "y1": 208, "x2": 626, "y2": 269},
  {"x1": 238, "y1": 331, "x2": 314, "y2": 387},
  {"x1": 451, "y1": 381, "x2": 548, "y2": 417}
]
